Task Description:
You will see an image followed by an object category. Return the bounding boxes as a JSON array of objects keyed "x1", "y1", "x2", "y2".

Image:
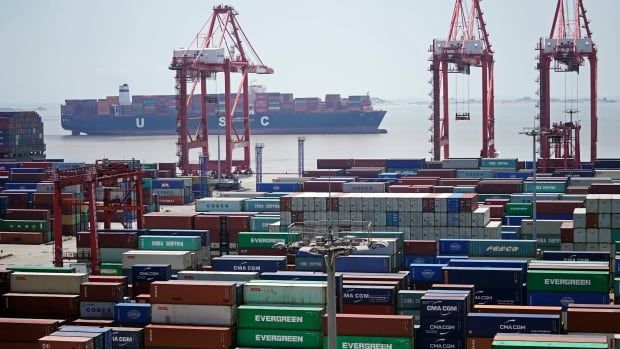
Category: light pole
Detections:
[
  {"x1": 277, "y1": 222, "x2": 383, "y2": 349},
  {"x1": 519, "y1": 128, "x2": 545, "y2": 242}
]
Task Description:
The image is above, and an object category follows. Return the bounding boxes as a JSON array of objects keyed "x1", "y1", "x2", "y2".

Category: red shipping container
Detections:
[
  {"x1": 98, "y1": 232, "x2": 138, "y2": 249},
  {"x1": 0, "y1": 318, "x2": 59, "y2": 343},
  {"x1": 237, "y1": 248, "x2": 287, "y2": 256},
  {"x1": 341, "y1": 304, "x2": 395, "y2": 315},
  {"x1": 80, "y1": 282, "x2": 124, "y2": 302},
  {"x1": 388, "y1": 185, "x2": 413, "y2": 193},
  {"x1": 485, "y1": 199, "x2": 510, "y2": 207},
  {"x1": 316, "y1": 159, "x2": 353, "y2": 170},
  {"x1": 416, "y1": 169, "x2": 456, "y2": 178},
  {"x1": 157, "y1": 196, "x2": 185, "y2": 205},
  {"x1": 303, "y1": 180, "x2": 345, "y2": 192},
  {"x1": 536, "y1": 200, "x2": 583, "y2": 215},
  {"x1": 143, "y1": 212, "x2": 195, "y2": 229},
  {"x1": 5, "y1": 209, "x2": 49, "y2": 221},
  {"x1": 341, "y1": 274, "x2": 408, "y2": 290},
  {"x1": 2, "y1": 193, "x2": 29, "y2": 209},
  {"x1": 433, "y1": 186, "x2": 454, "y2": 193},
  {"x1": 135, "y1": 294, "x2": 150, "y2": 303},
  {"x1": 586, "y1": 213, "x2": 598, "y2": 228},
  {"x1": 561, "y1": 221, "x2": 574, "y2": 243},
  {"x1": 38, "y1": 336, "x2": 93, "y2": 349},
  {"x1": 0, "y1": 232, "x2": 45, "y2": 244},
  {"x1": 398, "y1": 177, "x2": 440, "y2": 186},
  {"x1": 0, "y1": 270, "x2": 10, "y2": 294},
  {"x1": 352, "y1": 159, "x2": 386, "y2": 167},
  {"x1": 3, "y1": 293, "x2": 80, "y2": 319},
  {"x1": 567, "y1": 186, "x2": 590, "y2": 194},
  {"x1": 410, "y1": 185, "x2": 433, "y2": 193},
  {"x1": 476, "y1": 180, "x2": 523, "y2": 194},
  {"x1": 404, "y1": 240, "x2": 437, "y2": 255},
  {"x1": 480, "y1": 204, "x2": 504, "y2": 219},
  {"x1": 467, "y1": 337, "x2": 493, "y2": 349},
  {"x1": 322, "y1": 314, "x2": 413, "y2": 337},
  {"x1": 440, "y1": 179, "x2": 480, "y2": 187},
  {"x1": 422, "y1": 198, "x2": 435, "y2": 212},
  {"x1": 19, "y1": 162, "x2": 52, "y2": 169},
  {"x1": 144, "y1": 324, "x2": 234, "y2": 349},
  {"x1": 150, "y1": 280, "x2": 236, "y2": 305}
]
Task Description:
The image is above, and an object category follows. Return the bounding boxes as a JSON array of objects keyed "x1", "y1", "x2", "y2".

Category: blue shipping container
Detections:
[
  {"x1": 59, "y1": 326, "x2": 113, "y2": 349},
  {"x1": 80, "y1": 301, "x2": 115, "y2": 320},
  {"x1": 342, "y1": 285, "x2": 396, "y2": 305},
  {"x1": 410, "y1": 264, "x2": 446, "y2": 282},
  {"x1": 114, "y1": 303, "x2": 151, "y2": 325},
  {"x1": 335, "y1": 255, "x2": 391, "y2": 273},
  {"x1": 420, "y1": 296, "x2": 468, "y2": 319},
  {"x1": 439, "y1": 239, "x2": 469, "y2": 256},
  {"x1": 495, "y1": 171, "x2": 531, "y2": 180},
  {"x1": 527, "y1": 291, "x2": 610, "y2": 309},
  {"x1": 543, "y1": 250, "x2": 610, "y2": 262},
  {"x1": 503, "y1": 216, "x2": 528, "y2": 226},
  {"x1": 474, "y1": 288, "x2": 524, "y2": 305},
  {"x1": 4, "y1": 183, "x2": 38, "y2": 190},
  {"x1": 443, "y1": 267, "x2": 524, "y2": 288},
  {"x1": 256, "y1": 182, "x2": 301, "y2": 193},
  {"x1": 386, "y1": 159, "x2": 425, "y2": 169},
  {"x1": 110, "y1": 327, "x2": 144, "y2": 349},
  {"x1": 420, "y1": 317, "x2": 464, "y2": 338},
  {"x1": 420, "y1": 337, "x2": 465, "y2": 349},
  {"x1": 403, "y1": 255, "x2": 437, "y2": 266},
  {"x1": 447, "y1": 259, "x2": 528, "y2": 272},
  {"x1": 152, "y1": 179, "x2": 187, "y2": 189},
  {"x1": 212, "y1": 256, "x2": 287, "y2": 272},
  {"x1": 467, "y1": 313, "x2": 560, "y2": 337},
  {"x1": 501, "y1": 232, "x2": 518, "y2": 240},
  {"x1": 132, "y1": 264, "x2": 172, "y2": 282}
]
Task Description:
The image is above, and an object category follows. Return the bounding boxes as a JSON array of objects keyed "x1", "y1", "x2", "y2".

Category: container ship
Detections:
[{"x1": 61, "y1": 84, "x2": 387, "y2": 136}]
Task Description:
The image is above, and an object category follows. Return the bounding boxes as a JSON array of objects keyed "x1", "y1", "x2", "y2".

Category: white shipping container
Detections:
[
  {"x1": 218, "y1": 192, "x2": 266, "y2": 198},
  {"x1": 585, "y1": 195, "x2": 600, "y2": 213},
  {"x1": 560, "y1": 243, "x2": 575, "y2": 251},
  {"x1": 599, "y1": 194, "x2": 613, "y2": 214},
  {"x1": 151, "y1": 304, "x2": 236, "y2": 326},
  {"x1": 594, "y1": 170, "x2": 620, "y2": 180},
  {"x1": 459, "y1": 227, "x2": 472, "y2": 239},
  {"x1": 598, "y1": 214, "x2": 611, "y2": 229},
  {"x1": 484, "y1": 221, "x2": 502, "y2": 240},
  {"x1": 574, "y1": 243, "x2": 586, "y2": 251},
  {"x1": 273, "y1": 177, "x2": 314, "y2": 184},
  {"x1": 612, "y1": 214, "x2": 620, "y2": 229},
  {"x1": 342, "y1": 182, "x2": 386, "y2": 193},
  {"x1": 195, "y1": 197, "x2": 246, "y2": 212},
  {"x1": 586, "y1": 243, "x2": 600, "y2": 252},
  {"x1": 471, "y1": 208, "x2": 490, "y2": 227},
  {"x1": 586, "y1": 229, "x2": 599, "y2": 243},
  {"x1": 573, "y1": 228, "x2": 586, "y2": 243},
  {"x1": 10, "y1": 272, "x2": 88, "y2": 294},
  {"x1": 122, "y1": 250, "x2": 192, "y2": 270},
  {"x1": 573, "y1": 208, "x2": 587, "y2": 228},
  {"x1": 599, "y1": 229, "x2": 612, "y2": 244},
  {"x1": 572, "y1": 178, "x2": 612, "y2": 186},
  {"x1": 422, "y1": 213, "x2": 434, "y2": 227},
  {"x1": 459, "y1": 213, "x2": 472, "y2": 227},
  {"x1": 612, "y1": 195, "x2": 620, "y2": 213},
  {"x1": 599, "y1": 243, "x2": 612, "y2": 252}
]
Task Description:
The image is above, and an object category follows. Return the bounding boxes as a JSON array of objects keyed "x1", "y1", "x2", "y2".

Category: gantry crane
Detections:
[
  {"x1": 52, "y1": 160, "x2": 144, "y2": 274},
  {"x1": 429, "y1": 0, "x2": 495, "y2": 161},
  {"x1": 170, "y1": 5, "x2": 273, "y2": 177},
  {"x1": 537, "y1": 0, "x2": 596, "y2": 171}
]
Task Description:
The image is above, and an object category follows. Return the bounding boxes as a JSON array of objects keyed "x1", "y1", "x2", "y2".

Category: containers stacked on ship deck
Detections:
[
  {"x1": 571, "y1": 194, "x2": 620, "y2": 252},
  {"x1": 279, "y1": 192, "x2": 501, "y2": 240},
  {"x1": 420, "y1": 287, "x2": 471, "y2": 349},
  {"x1": 237, "y1": 279, "x2": 326, "y2": 348},
  {"x1": 0, "y1": 111, "x2": 45, "y2": 160}
]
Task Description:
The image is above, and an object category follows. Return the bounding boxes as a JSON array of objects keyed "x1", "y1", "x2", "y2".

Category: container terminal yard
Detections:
[{"x1": 1, "y1": 1, "x2": 620, "y2": 349}]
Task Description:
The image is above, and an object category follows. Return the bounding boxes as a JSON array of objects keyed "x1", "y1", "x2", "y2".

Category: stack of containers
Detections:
[
  {"x1": 403, "y1": 240, "x2": 437, "y2": 266},
  {"x1": 467, "y1": 311, "x2": 561, "y2": 349},
  {"x1": 443, "y1": 261, "x2": 527, "y2": 305},
  {"x1": 151, "y1": 178, "x2": 193, "y2": 205},
  {"x1": 78, "y1": 280, "x2": 125, "y2": 321},
  {"x1": 0, "y1": 208, "x2": 51, "y2": 244},
  {"x1": 237, "y1": 279, "x2": 327, "y2": 348},
  {"x1": 4, "y1": 272, "x2": 88, "y2": 320},
  {"x1": 0, "y1": 111, "x2": 46, "y2": 160},
  {"x1": 324, "y1": 314, "x2": 415, "y2": 349},
  {"x1": 76, "y1": 230, "x2": 138, "y2": 272},
  {"x1": 279, "y1": 192, "x2": 501, "y2": 240},
  {"x1": 194, "y1": 212, "x2": 255, "y2": 254},
  {"x1": 520, "y1": 219, "x2": 571, "y2": 250},
  {"x1": 385, "y1": 158, "x2": 426, "y2": 174},
  {"x1": 55, "y1": 325, "x2": 114, "y2": 349},
  {"x1": 572, "y1": 194, "x2": 619, "y2": 252},
  {"x1": 420, "y1": 289, "x2": 470, "y2": 349},
  {"x1": 526, "y1": 261, "x2": 610, "y2": 308}
]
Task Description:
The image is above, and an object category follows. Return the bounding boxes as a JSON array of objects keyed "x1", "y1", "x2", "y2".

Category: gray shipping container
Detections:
[
  {"x1": 442, "y1": 158, "x2": 480, "y2": 169},
  {"x1": 80, "y1": 301, "x2": 116, "y2": 319},
  {"x1": 151, "y1": 304, "x2": 236, "y2": 326},
  {"x1": 122, "y1": 250, "x2": 192, "y2": 270},
  {"x1": 342, "y1": 182, "x2": 386, "y2": 193},
  {"x1": 10, "y1": 272, "x2": 88, "y2": 294},
  {"x1": 243, "y1": 282, "x2": 327, "y2": 306}
]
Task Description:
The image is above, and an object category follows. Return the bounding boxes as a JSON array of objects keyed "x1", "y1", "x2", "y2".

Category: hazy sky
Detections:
[{"x1": 0, "y1": 0, "x2": 618, "y2": 105}]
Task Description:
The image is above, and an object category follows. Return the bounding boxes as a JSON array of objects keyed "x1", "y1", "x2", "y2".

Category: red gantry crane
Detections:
[
  {"x1": 170, "y1": 5, "x2": 273, "y2": 177},
  {"x1": 537, "y1": 0, "x2": 596, "y2": 171},
  {"x1": 429, "y1": 0, "x2": 495, "y2": 161}
]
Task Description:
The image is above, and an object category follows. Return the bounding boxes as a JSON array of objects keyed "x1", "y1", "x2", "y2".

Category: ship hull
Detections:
[{"x1": 62, "y1": 111, "x2": 387, "y2": 136}]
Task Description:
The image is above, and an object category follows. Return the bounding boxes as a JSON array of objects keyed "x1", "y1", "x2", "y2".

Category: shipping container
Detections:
[
  {"x1": 144, "y1": 324, "x2": 233, "y2": 349},
  {"x1": 238, "y1": 305, "x2": 324, "y2": 331},
  {"x1": 150, "y1": 280, "x2": 236, "y2": 305},
  {"x1": 237, "y1": 328, "x2": 322, "y2": 349},
  {"x1": 467, "y1": 313, "x2": 560, "y2": 337},
  {"x1": 243, "y1": 281, "x2": 327, "y2": 305},
  {"x1": 114, "y1": 303, "x2": 151, "y2": 325},
  {"x1": 151, "y1": 304, "x2": 236, "y2": 326},
  {"x1": 327, "y1": 335, "x2": 413, "y2": 349},
  {"x1": 10, "y1": 272, "x2": 88, "y2": 294}
]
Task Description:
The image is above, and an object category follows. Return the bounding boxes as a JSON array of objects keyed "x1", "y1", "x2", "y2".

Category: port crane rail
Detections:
[
  {"x1": 537, "y1": 0, "x2": 596, "y2": 171},
  {"x1": 170, "y1": 5, "x2": 273, "y2": 177},
  {"x1": 429, "y1": 0, "x2": 496, "y2": 161},
  {"x1": 52, "y1": 160, "x2": 144, "y2": 273}
]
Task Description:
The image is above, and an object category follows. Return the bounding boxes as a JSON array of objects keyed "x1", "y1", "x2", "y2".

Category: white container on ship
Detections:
[
  {"x1": 10, "y1": 272, "x2": 88, "y2": 294},
  {"x1": 151, "y1": 304, "x2": 236, "y2": 326},
  {"x1": 122, "y1": 250, "x2": 192, "y2": 270}
]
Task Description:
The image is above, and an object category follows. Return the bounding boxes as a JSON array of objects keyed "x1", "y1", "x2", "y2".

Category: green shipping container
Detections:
[
  {"x1": 527, "y1": 270, "x2": 609, "y2": 293},
  {"x1": 397, "y1": 290, "x2": 425, "y2": 310},
  {"x1": 326, "y1": 336, "x2": 413, "y2": 349},
  {"x1": 492, "y1": 340, "x2": 607, "y2": 349},
  {"x1": 142, "y1": 178, "x2": 153, "y2": 189},
  {"x1": 238, "y1": 305, "x2": 324, "y2": 330},
  {"x1": 99, "y1": 263, "x2": 123, "y2": 276},
  {"x1": 99, "y1": 248, "x2": 132, "y2": 263},
  {"x1": 7, "y1": 265, "x2": 75, "y2": 273},
  {"x1": 237, "y1": 328, "x2": 321, "y2": 349},
  {"x1": 505, "y1": 203, "x2": 532, "y2": 217},
  {"x1": 250, "y1": 216, "x2": 281, "y2": 232},
  {"x1": 237, "y1": 232, "x2": 300, "y2": 249},
  {"x1": 1, "y1": 220, "x2": 50, "y2": 232},
  {"x1": 614, "y1": 278, "x2": 620, "y2": 298},
  {"x1": 481, "y1": 158, "x2": 518, "y2": 169},
  {"x1": 522, "y1": 182, "x2": 566, "y2": 193},
  {"x1": 138, "y1": 235, "x2": 201, "y2": 251},
  {"x1": 468, "y1": 239, "x2": 537, "y2": 258}
]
